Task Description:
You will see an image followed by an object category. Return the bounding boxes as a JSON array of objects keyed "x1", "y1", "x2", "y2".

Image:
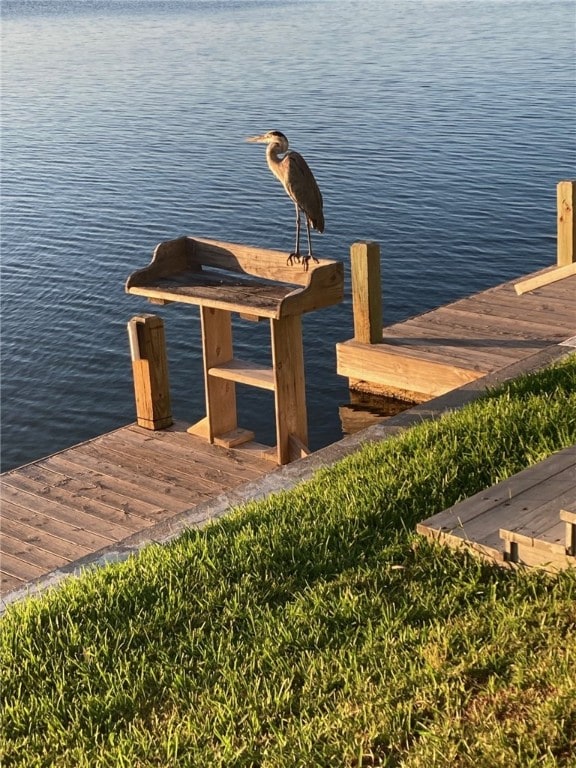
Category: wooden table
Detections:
[{"x1": 126, "y1": 237, "x2": 344, "y2": 464}]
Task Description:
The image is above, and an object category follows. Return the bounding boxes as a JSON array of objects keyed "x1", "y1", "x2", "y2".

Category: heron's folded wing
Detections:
[{"x1": 284, "y1": 151, "x2": 324, "y2": 232}]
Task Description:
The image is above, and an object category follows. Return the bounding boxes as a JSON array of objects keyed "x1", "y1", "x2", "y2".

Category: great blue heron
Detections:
[{"x1": 246, "y1": 130, "x2": 324, "y2": 269}]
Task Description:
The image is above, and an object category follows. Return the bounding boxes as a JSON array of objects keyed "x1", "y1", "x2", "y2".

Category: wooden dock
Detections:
[
  {"x1": 0, "y1": 422, "x2": 273, "y2": 596},
  {"x1": 1, "y1": 238, "x2": 344, "y2": 600},
  {"x1": 337, "y1": 262, "x2": 576, "y2": 399},
  {"x1": 3, "y1": 187, "x2": 574, "y2": 596},
  {"x1": 417, "y1": 445, "x2": 576, "y2": 572},
  {"x1": 338, "y1": 181, "x2": 576, "y2": 400}
]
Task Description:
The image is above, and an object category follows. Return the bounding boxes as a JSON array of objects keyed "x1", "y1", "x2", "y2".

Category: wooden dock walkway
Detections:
[
  {"x1": 0, "y1": 422, "x2": 273, "y2": 596},
  {"x1": 337, "y1": 262, "x2": 576, "y2": 400},
  {"x1": 3, "y1": 208, "x2": 575, "y2": 597},
  {"x1": 417, "y1": 445, "x2": 576, "y2": 572}
]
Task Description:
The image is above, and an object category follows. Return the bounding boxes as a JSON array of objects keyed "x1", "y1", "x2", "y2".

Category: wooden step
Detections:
[
  {"x1": 213, "y1": 428, "x2": 255, "y2": 449},
  {"x1": 499, "y1": 535, "x2": 576, "y2": 572},
  {"x1": 500, "y1": 521, "x2": 567, "y2": 558},
  {"x1": 208, "y1": 359, "x2": 276, "y2": 391},
  {"x1": 559, "y1": 505, "x2": 576, "y2": 524}
]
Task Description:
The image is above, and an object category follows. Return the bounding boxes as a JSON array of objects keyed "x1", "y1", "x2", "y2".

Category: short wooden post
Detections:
[
  {"x1": 557, "y1": 180, "x2": 575, "y2": 266},
  {"x1": 128, "y1": 314, "x2": 173, "y2": 430},
  {"x1": 351, "y1": 241, "x2": 382, "y2": 344}
]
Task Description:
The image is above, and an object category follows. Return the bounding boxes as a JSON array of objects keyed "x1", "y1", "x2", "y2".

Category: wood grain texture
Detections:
[
  {"x1": 200, "y1": 306, "x2": 237, "y2": 440},
  {"x1": 128, "y1": 314, "x2": 173, "y2": 430},
  {"x1": 271, "y1": 315, "x2": 308, "y2": 464},
  {"x1": 351, "y1": 241, "x2": 382, "y2": 344},
  {"x1": 337, "y1": 339, "x2": 484, "y2": 397},
  {"x1": 515, "y1": 262, "x2": 576, "y2": 295},
  {"x1": 557, "y1": 180, "x2": 575, "y2": 267},
  {"x1": 0, "y1": 422, "x2": 272, "y2": 595},
  {"x1": 126, "y1": 237, "x2": 343, "y2": 319},
  {"x1": 208, "y1": 359, "x2": 276, "y2": 391}
]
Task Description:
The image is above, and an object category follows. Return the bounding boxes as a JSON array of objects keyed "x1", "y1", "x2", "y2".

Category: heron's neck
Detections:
[{"x1": 266, "y1": 142, "x2": 287, "y2": 183}]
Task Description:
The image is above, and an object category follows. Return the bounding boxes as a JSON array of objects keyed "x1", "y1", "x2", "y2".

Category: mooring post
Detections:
[
  {"x1": 127, "y1": 314, "x2": 173, "y2": 430},
  {"x1": 351, "y1": 241, "x2": 382, "y2": 344},
  {"x1": 557, "y1": 180, "x2": 575, "y2": 266}
]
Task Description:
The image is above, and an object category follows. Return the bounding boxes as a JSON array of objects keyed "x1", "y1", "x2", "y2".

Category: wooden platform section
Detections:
[
  {"x1": 337, "y1": 265, "x2": 576, "y2": 399},
  {"x1": 0, "y1": 422, "x2": 273, "y2": 596},
  {"x1": 417, "y1": 445, "x2": 576, "y2": 572}
]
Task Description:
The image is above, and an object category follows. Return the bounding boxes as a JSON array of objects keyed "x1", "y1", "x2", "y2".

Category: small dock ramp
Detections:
[
  {"x1": 337, "y1": 257, "x2": 576, "y2": 400},
  {"x1": 417, "y1": 445, "x2": 576, "y2": 572}
]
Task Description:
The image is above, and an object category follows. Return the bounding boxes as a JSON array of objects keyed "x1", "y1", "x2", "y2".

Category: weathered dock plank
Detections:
[
  {"x1": 1, "y1": 481, "x2": 137, "y2": 540},
  {"x1": 2, "y1": 532, "x2": 71, "y2": 573},
  {"x1": 38, "y1": 448, "x2": 207, "y2": 506},
  {"x1": 4, "y1": 466, "x2": 161, "y2": 528},
  {"x1": 420, "y1": 305, "x2": 571, "y2": 339},
  {"x1": 1, "y1": 500, "x2": 117, "y2": 550},
  {"x1": 25, "y1": 461, "x2": 182, "y2": 519},
  {"x1": 0, "y1": 422, "x2": 272, "y2": 595}
]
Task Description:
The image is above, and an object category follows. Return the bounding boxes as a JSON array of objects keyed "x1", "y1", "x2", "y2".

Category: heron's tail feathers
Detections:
[{"x1": 309, "y1": 211, "x2": 325, "y2": 234}]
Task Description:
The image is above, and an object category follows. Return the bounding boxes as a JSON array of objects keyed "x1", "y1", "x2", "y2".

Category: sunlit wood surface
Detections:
[
  {"x1": 0, "y1": 422, "x2": 273, "y2": 596},
  {"x1": 338, "y1": 268, "x2": 576, "y2": 398}
]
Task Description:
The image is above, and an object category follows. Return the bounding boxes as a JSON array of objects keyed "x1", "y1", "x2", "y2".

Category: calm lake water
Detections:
[{"x1": 1, "y1": 0, "x2": 574, "y2": 471}]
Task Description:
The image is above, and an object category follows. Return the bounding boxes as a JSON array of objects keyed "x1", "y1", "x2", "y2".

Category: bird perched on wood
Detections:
[{"x1": 246, "y1": 130, "x2": 324, "y2": 270}]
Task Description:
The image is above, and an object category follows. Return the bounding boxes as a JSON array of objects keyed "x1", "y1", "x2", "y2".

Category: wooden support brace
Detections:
[
  {"x1": 514, "y1": 262, "x2": 576, "y2": 295},
  {"x1": 513, "y1": 181, "x2": 576, "y2": 294},
  {"x1": 271, "y1": 314, "x2": 308, "y2": 464},
  {"x1": 351, "y1": 241, "x2": 383, "y2": 344},
  {"x1": 502, "y1": 537, "x2": 519, "y2": 564},
  {"x1": 560, "y1": 507, "x2": 576, "y2": 556},
  {"x1": 188, "y1": 306, "x2": 238, "y2": 442},
  {"x1": 128, "y1": 314, "x2": 173, "y2": 430}
]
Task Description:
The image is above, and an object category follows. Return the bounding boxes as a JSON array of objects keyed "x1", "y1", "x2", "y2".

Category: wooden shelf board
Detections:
[{"x1": 208, "y1": 359, "x2": 276, "y2": 391}]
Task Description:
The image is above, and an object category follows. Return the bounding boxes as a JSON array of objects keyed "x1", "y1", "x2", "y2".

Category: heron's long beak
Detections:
[{"x1": 245, "y1": 134, "x2": 268, "y2": 143}]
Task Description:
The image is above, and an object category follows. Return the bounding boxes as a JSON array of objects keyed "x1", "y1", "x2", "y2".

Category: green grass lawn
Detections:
[{"x1": 2, "y1": 356, "x2": 576, "y2": 767}]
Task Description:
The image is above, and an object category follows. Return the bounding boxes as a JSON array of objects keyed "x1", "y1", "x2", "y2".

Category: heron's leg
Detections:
[
  {"x1": 301, "y1": 216, "x2": 320, "y2": 272},
  {"x1": 287, "y1": 204, "x2": 301, "y2": 266}
]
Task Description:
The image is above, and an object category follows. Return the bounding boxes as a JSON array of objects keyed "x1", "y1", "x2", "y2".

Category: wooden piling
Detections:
[
  {"x1": 557, "y1": 180, "x2": 575, "y2": 266},
  {"x1": 351, "y1": 241, "x2": 382, "y2": 344},
  {"x1": 127, "y1": 314, "x2": 173, "y2": 430}
]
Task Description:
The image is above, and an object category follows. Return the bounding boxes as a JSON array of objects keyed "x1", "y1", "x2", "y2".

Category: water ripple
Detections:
[{"x1": 1, "y1": 0, "x2": 574, "y2": 470}]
